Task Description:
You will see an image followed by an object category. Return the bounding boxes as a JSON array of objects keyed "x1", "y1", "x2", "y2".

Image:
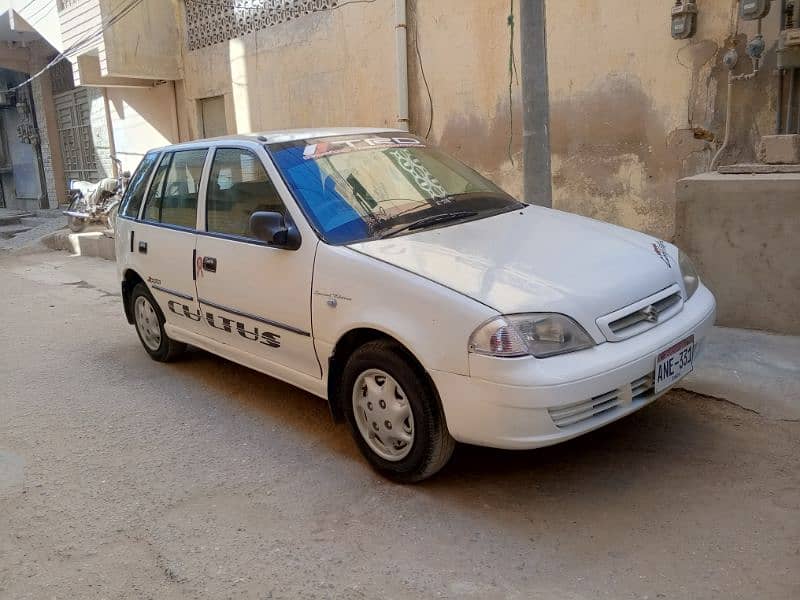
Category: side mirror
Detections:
[{"x1": 249, "y1": 211, "x2": 301, "y2": 250}]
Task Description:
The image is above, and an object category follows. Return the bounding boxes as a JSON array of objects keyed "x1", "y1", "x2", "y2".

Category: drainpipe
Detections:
[
  {"x1": 395, "y1": 0, "x2": 409, "y2": 132},
  {"x1": 102, "y1": 88, "x2": 119, "y2": 178},
  {"x1": 520, "y1": 0, "x2": 552, "y2": 207}
]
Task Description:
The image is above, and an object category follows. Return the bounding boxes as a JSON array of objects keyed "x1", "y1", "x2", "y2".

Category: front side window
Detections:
[
  {"x1": 120, "y1": 151, "x2": 159, "y2": 218},
  {"x1": 206, "y1": 148, "x2": 286, "y2": 239},
  {"x1": 143, "y1": 149, "x2": 207, "y2": 229},
  {"x1": 268, "y1": 133, "x2": 523, "y2": 245}
]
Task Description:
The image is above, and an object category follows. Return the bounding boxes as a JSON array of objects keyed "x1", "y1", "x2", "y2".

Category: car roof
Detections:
[{"x1": 151, "y1": 127, "x2": 406, "y2": 152}]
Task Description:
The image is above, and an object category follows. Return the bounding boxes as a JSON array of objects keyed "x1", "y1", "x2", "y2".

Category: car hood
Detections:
[{"x1": 347, "y1": 206, "x2": 682, "y2": 340}]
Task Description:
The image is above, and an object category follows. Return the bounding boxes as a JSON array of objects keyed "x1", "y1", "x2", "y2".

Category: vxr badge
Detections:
[{"x1": 653, "y1": 240, "x2": 672, "y2": 268}]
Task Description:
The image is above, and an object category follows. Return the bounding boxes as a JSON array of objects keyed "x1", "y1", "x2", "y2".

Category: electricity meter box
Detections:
[
  {"x1": 740, "y1": 0, "x2": 771, "y2": 21},
  {"x1": 671, "y1": 1, "x2": 698, "y2": 40}
]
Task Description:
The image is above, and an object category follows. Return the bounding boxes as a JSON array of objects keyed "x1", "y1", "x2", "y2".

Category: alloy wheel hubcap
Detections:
[
  {"x1": 352, "y1": 369, "x2": 414, "y2": 461},
  {"x1": 135, "y1": 296, "x2": 162, "y2": 351}
]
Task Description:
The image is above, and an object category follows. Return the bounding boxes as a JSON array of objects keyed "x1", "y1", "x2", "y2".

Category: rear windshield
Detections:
[{"x1": 268, "y1": 133, "x2": 523, "y2": 244}]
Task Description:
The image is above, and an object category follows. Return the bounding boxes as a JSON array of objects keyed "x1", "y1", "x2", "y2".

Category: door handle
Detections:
[
  {"x1": 202, "y1": 256, "x2": 217, "y2": 273},
  {"x1": 138, "y1": 241, "x2": 147, "y2": 254}
]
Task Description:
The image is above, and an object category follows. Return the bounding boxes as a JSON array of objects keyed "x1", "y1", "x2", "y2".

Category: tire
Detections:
[
  {"x1": 67, "y1": 197, "x2": 87, "y2": 233},
  {"x1": 341, "y1": 340, "x2": 455, "y2": 483},
  {"x1": 67, "y1": 216, "x2": 87, "y2": 233},
  {"x1": 131, "y1": 283, "x2": 186, "y2": 362},
  {"x1": 106, "y1": 203, "x2": 119, "y2": 233}
]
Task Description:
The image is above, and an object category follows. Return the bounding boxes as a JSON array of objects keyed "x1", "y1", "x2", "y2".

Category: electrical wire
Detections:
[
  {"x1": 507, "y1": 0, "x2": 518, "y2": 166},
  {"x1": 10, "y1": 0, "x2": 147, "y2": 91},
  {"x1": 409, "y1": 0, "x2": 433, "y2": 138}
]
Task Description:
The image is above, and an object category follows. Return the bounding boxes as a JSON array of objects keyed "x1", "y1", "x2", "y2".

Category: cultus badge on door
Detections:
[{"x1": 167, "y1": 300, "x2": 281, "y2": 348}]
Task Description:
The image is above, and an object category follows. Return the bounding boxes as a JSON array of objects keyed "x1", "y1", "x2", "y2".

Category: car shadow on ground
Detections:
[{"x1": 163, "y1": 347, "x2": 745, "y2": 500}]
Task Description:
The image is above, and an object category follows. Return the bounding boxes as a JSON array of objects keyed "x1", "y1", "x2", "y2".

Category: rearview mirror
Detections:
[{"x1": 249, "y1": 211, "x2": 301, "y2": 250}]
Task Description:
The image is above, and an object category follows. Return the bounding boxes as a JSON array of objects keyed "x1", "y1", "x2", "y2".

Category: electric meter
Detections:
[
  {"x1": 740, "y1": 0, "x2": 771, "y2": 20},
  {"x1": 671, "y1": 1, "x2": 698, "y2": 40}
]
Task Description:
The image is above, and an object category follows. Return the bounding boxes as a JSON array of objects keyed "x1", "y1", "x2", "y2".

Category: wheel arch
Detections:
[
  {"x1": 326, "y1": 327, "x2": 439, "y2": 424},
  {"x1": 121, "y1": 268, "x2": 145, "y2": 324}
]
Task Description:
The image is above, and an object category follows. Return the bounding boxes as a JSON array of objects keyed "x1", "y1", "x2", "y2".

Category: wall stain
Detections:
[{"x1": 436, "y1": 98, "x2": 523, "y2": 177}]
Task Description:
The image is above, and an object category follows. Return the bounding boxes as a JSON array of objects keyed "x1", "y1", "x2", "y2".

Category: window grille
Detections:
[{"x1": 184, "y1": 0, "x2": 339, "y2": 51}]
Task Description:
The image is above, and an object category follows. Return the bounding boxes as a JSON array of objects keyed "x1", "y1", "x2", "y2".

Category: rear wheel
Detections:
[
  {"x1": 105, "y1": 203, "x2": 119, "y2": 233},
  {"x1": 341, "y1": 340, "x2": 455, "y2": 483},
  {"x1": 131, "y1": 283, "x2": 186, "y2": 362}
]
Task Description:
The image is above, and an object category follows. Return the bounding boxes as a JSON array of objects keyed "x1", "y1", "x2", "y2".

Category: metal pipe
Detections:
[
  {"x1": 520, "y1": 0, "x2": 552, "y2": 207},
  {"x1": 394, "y1": 0, "x2": 409, "y2": 132},
  {"x1": 787, "y1": 67, "x2": 796, "y2": 133},
  {"x1": 777, "y1": 69, "x2": 784, "y2": 134},
  {"x1": 102, "y1": 88, "x2": 118, "y2": 178},
  {"x1": 711, "y1": 72, "x2": 735, "y2": 171}
]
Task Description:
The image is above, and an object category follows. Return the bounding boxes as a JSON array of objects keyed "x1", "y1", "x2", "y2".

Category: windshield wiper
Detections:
[{"x1": 380, "y1": 211, "x2": 478, "y2": 239}]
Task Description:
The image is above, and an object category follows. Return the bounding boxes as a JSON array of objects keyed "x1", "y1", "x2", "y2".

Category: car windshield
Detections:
[{"x1": 268, "y1": 133, "x2": 524, "y2": 244}]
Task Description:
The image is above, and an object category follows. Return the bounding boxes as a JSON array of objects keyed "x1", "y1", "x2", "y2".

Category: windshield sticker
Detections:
[
  {"x1": 387, "y1": 149, "x2": 448, "y2": 198},
  {"x1": 653, "y1": 240, "x2": 672, "y2": 268},
  {"x1": 303, "y1": 137, "x2": 425, "y2": 160}
]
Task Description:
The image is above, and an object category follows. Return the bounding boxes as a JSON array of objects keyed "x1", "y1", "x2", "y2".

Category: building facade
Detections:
[{"x1": 1, "y1": 0, "x2": 797, "y2": 331}]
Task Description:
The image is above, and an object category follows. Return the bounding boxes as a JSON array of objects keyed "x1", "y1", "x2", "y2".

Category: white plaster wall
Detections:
[{"x1": 106, "y1": 83, "x2": 180, "y2": 173}]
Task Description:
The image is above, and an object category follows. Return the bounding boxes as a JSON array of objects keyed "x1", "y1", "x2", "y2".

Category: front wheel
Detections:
[
  {"x1": 131, "y1": 283, "x2": 186, "y2": 362},
  {"x1": 67, "y1": 197, "x2": 88, "y2": 233},
  {"x1": 341, "y1": 340, "x2": 455, "y2": 483}
]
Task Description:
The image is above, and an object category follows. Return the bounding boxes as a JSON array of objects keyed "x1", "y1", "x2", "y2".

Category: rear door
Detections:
[
  {"x1": 136, "y1": 148, "x2": 209, "y2": 337},
  {"x1": 194, "y1": 145, "x2": 320, "y2": 378}
]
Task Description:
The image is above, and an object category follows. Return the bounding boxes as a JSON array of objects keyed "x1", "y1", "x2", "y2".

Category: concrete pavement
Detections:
[
  {"x1": 681, "y1": 327, "x2": 800, "y2": 421},
  {"x1": 0, "y1": 249, "x2": 798, "y2": 599}
]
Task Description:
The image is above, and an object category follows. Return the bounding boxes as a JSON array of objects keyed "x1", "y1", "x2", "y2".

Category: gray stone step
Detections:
[
  {"x1": 0, "y1": 211, "x2": 35, "y2": 227},
  {"x1": 0, "y1": 224, "x2": 33, "y2": 239}
]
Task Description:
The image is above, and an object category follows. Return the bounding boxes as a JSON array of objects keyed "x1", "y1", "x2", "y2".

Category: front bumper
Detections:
[{"x1": 430, "y1": 284, "x2": 717, "y2": 450}]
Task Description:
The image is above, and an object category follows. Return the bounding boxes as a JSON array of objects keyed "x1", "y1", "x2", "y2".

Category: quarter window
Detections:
[
  {"x1": 143, "y1": 149, "x2": 208, "y2": 229},
  {"x1": 206, "y1": 148, "x2": 286, "y2": 239},
  {"x1": 120, "y1": 151, "x2": 158, "y2": 218}
]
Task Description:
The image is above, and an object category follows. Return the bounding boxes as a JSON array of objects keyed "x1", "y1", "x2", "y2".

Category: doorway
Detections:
[{"x1": 199, "y1": 96, "x2": 227, "y2": 139}]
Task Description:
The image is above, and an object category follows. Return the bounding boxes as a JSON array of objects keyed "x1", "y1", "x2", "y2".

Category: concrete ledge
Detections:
[
  {"x1": 41, "y1": 229, "x2": 116, "y2": 261},
  {"x1": 679, "y1": 326, "x2": 800, "y2": 421},
  {"x1": 675, "y1": 172, "x2": 800, "y2": 335}
]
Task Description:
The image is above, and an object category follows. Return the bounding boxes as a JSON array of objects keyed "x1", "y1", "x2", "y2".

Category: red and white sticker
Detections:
[{"x1": 303, "y1": 137, "x2": 424, "y2": 160}]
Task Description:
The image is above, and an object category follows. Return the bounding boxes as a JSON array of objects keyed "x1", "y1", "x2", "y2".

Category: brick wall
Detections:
[{"x1": 31, "y1": 77, "x2": 59, "y2": 208}]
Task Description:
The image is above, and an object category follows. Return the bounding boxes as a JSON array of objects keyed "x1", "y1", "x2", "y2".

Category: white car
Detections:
[{"x1": 115, "y1": 128, "x2": 716, "y2": 482}]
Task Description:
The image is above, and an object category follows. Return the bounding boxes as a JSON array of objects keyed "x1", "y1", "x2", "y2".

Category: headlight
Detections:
[
  {"x1": 469, "y1": 314, "x2": 595, "y2": 359},
  {"x1": 679, "y1": 251, "x2": 700, "y2": 300}
]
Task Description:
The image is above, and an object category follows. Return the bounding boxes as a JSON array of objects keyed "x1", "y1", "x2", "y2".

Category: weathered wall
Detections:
[
  {"x1": 106, "y1": 83, "x2": 180, "y2": 174},
  {"x1": 546, "y1": 0, "x2": 780, "y2": 239},
  {"x1": 179, "y1": 0, "x2": 397, "y2": 137},
  {"x1": 9, "y1": 0, "x2": 64, "y2": 52},
  {"x1": 675, "y1": 173, "x2": 800, "y2": 335},
  {"x1": 177, "y1": 0, "x2": 524, "y2": 196},
  {"x1": 407, "y1": 0, "x2": 523, "y2": 198},
  {"x1": 100, "y1": 0, "x2": 181, "y2": 80}
]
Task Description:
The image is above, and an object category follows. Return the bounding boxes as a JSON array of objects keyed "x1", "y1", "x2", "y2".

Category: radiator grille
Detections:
[
  {"x1": 548, "y1": 373, "x2": 657, "y2": 429},
  {"x1": 609, "y1": 292, "x2": 681, "y2": 334},
  {"x1": 597, "y1": 285, "x2": 684, "y2": 342}
]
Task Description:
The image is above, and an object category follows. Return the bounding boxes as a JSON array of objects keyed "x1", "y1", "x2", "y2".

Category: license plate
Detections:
[{"x1": 655, "y1": 335, "x2": 695, "y2": 394}]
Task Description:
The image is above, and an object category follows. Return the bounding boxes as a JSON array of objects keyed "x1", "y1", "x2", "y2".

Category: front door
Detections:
[
  {"x1": 194, "y1": 147, "x2": 320, "y2": 378},
  {"x1": 136, "y1": 148, "x2": 208, "y2": 337}
]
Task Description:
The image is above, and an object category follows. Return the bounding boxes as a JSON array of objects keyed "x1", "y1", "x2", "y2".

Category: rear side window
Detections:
[
  {"x1": 120, "y1": 152, "x2": 158, "y2": 218},
  {"x1": 143, "y1": 149, "x2": 207, "y2": 229},
  {"x1": 206, "y1": 148, "x2": 286, "y2": 239}
]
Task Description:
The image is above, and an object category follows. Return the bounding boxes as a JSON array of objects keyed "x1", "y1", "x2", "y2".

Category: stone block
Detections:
[{"x1": 759, "y1": 134, "x2": 800, "y2": 165}]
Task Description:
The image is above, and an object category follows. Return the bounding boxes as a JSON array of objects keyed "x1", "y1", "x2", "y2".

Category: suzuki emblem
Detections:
[{"x1": 642, "y1": 305, "x2": 659, "y2": 323}]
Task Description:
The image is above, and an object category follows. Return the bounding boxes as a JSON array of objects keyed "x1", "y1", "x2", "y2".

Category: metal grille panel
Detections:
[
  {"x1": 55, "y1": 89, "x2": 98, "y2": 181},
  {"x1": 184, "y1": 0, "x2": 340, "y2": 50}
]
